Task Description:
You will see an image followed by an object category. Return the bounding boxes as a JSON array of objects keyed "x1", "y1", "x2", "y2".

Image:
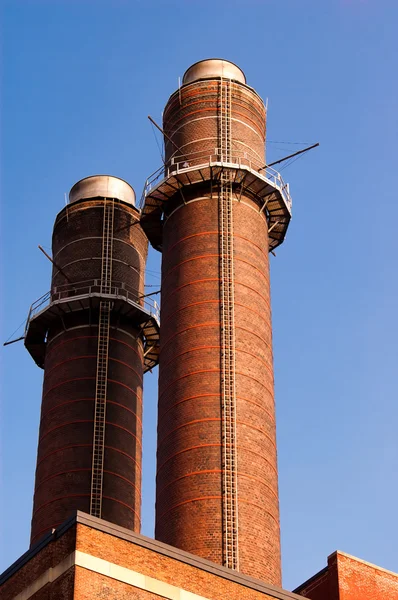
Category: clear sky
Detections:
[{"x1": 1, "y1": 0, "x2": 398, "y2": 592}]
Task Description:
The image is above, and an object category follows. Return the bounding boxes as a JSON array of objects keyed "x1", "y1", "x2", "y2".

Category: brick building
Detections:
[
  {"x1": 294, "y1": 551, "x2": 398, "y2": 599},
  {"x1": 1, "y1": 58, "x2": 397, "y2": 599},
  {"x1": 2, "y1": 513, "x2": 398, "y2": 599},
  {"x1": 0, "y1": 513, "x2": 305, "y2": 600}
]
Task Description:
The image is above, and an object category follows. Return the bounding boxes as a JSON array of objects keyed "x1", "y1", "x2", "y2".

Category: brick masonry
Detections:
[
  {"x1": 155, "y1": 75, "x2": 281, "y2": 585},
  {"x1": 0, "y1": 512, "x2": 303, "y2": 600},
  {"x1": 163, "y1": 80, "x2": 266, "y2": 168},
  {"x1": 2, "y1": 513, "x2": 398, "y2": 599},
  {"x1": 294, "y1": 551, "x2": 398, "y2": 599},
  {"x1": 30, "y1": 197, "x2": 148, "y2": 545},
  {"x1": 0, "y1": 524, "x2": 77, "y2": 599}
]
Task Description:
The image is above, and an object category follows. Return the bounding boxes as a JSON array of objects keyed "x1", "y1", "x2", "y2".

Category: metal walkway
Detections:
[
  {"x1": 24, "y1": 280, "x2": 160, "y2": 373},
  {"x1": 140, "y1": 158, "x2": 292, "y2": 253}
]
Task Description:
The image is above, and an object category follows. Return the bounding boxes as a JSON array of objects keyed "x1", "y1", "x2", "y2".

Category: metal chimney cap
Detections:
[
  {"x1": 182, "y1": 59, "x2": 246, "y2": 85},
  {"x1": 69, "y1": 175, "x2": 136, "y2": 206}
]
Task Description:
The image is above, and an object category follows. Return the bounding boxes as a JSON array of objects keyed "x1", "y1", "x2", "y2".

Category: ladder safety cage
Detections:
[
  {"x1": 219, "y1": 77, "x2": 239, "y2": 571},
  {"x1": 90, "y1": 198, "x2": 115, "y2": 518}
]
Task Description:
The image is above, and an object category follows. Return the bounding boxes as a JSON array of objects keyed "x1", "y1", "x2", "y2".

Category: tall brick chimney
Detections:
[
  {"x1": 25, "y1": 175, "x2": 159, "y2": 546},
  {"x1": 141, "y1": 59, "x2": 292, "y2": 585}
]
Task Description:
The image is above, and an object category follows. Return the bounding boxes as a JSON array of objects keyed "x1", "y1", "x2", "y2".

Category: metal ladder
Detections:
[
  {"x1": 90, "y1": 198, "x2": 115, "y2": 518},
  {"x1": 219, "y1": 78, "x2": 239, "y2": 570}
]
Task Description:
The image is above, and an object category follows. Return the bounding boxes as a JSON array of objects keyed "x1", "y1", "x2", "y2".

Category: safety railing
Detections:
[
  {"x1": 140, "y1": 149, "x2": 292, "y2": 212},
  {"x1": 26, "y1": 279, "x2": 160, "y2": 333}
]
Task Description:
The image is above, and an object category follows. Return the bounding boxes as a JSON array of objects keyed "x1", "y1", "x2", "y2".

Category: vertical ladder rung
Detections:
[
  {"x1": 219, "y1": 77, "x2": 239, "y2": 571},
  {"x1": 90, "y1": 198, "x2": 115, "y2": 518}
]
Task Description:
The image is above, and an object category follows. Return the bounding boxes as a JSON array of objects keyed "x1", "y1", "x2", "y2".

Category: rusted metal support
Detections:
[
  {"x1": 38, "y1": 245, "x2": 72, "y2": 283},
  {"x1": 260, "y1": 142, "x2": 319, "y2": 170}
]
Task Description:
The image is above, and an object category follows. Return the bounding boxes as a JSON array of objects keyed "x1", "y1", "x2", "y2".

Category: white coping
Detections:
[
  {"x1": 12, "y1": 550, "x2": 212, "y2": 600},
  {"x1": 13, "y1": 553, "x2": 75, "y2": 600},
  {"x1": 331, "y1": 550, "x2": 398, "y2": 578}
]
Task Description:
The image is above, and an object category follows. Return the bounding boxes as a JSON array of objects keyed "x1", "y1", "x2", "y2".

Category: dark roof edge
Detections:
[
  {"x1": 74, "y1": 512, "x2": 303, "y2": 600},
  {"x1": 0, "y1": 513, "x2": 77, "y2": 585},
  {"x1": 1, "y1": 511, "x2": 303, "y2": 600},
  {"x1": 292, "y1": 565, "x2": 329, "y2": 593}
]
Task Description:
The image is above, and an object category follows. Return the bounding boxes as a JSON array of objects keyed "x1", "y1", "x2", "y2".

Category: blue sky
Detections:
[{"x1": 1, "y1": 0, "x2": 398, "y2": 592}]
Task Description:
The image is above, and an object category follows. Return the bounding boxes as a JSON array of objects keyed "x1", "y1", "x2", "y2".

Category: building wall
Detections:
[
  {"x1": 337, "y1": 552, "x2": 398, "y2": 600},
  {"x1": 75, "y1": 568, "x2": 159, "y2": 600},
  {"x1": 0, "y1": 524, "x2": 77, "y2": 600},
  {"x1": 76, "y1": 521, "x2": 278, "y2": 600},
  {"x1": 0, "y1": 513, "x2": 306, "y2": 600},
  {"x1": 30, "y1": 569, "x2": 75, "y2": 600},
  {"x1": 294, "y1": 557, "x2": 338, "y2": 600},
  {"x1": 155, "y1": 74, "x2": 280, "y2": 586},
  {"x1": 295, "y1": 551, "x2": 398, "y2": 600}
]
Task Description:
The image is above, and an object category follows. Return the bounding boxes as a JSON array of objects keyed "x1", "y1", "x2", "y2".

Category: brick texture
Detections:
[
  {"x1": 0, "y1": 527, "x2": 76, "y2": 600},
  {"x1": 30, "y1": 568, "x2": 75, "y2": 600},
  {"x1": 75, "y1": 567, "x2": 161, "y2": 599},
  {"x1": 295, "y1": 551, "x2": 398, "y2": 600},
  {"x1": 2, "y1": 517, "x2": 299, "y2": 600},
  {"x1": 30, "y1": 198, "x2": 148, "y2": 545},
  {"x1": 155, "y1": 76, "x2": 281, "y2": 585},
  {"x1": 163, "y1": 80, "x2": 266, "y2": 169},
  {"x1": 51, "y1": 200, "x2": 148, "y2": 294},
  {"x1": 75, "y1": 522, "x2": 280, "y2": 600}
]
